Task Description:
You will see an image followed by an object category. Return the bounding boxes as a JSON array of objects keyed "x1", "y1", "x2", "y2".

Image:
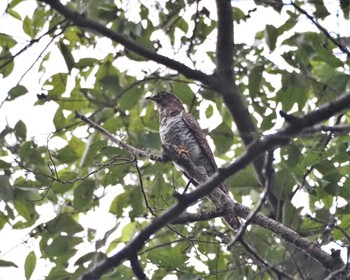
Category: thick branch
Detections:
[
  {"x1": 215, "y1": 0, "x2": 234, "y2": 78},
  {"x1": 214, "y1": 0, "x2": 268, "y2": 208},
  {"x1": 82, "y1": 91, "x2": 350, "y2": 279},
  {"x1": 38, "y1": 0, "x2": 214, "y2": 85}
]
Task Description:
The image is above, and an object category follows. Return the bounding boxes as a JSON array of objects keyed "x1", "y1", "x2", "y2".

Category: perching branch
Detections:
[
  {"x1": 75, "y1": 111, "x2": 168, "y2": 162},
  {"x1": 82, "y1": 91, "x2": 350, "y2": 279}
]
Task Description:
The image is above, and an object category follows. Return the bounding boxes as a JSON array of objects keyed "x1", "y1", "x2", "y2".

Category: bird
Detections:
[{"x1": 146, "y1": 91, "x2": 240, "y2": 230}]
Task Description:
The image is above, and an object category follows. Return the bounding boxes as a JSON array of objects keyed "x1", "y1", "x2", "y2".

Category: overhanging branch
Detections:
[{"x1": 38, "y1": 0, "x2": 214, "y2": 86}]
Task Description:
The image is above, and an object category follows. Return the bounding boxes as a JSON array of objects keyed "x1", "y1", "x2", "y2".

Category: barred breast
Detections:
[{"x1": 160, "y1": 112, "x2": 214, "y2": 176}]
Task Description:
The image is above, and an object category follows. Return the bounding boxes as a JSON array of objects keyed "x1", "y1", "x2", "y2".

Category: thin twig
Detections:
[
  {"x1": 228, "y1": 150, "x2": 274, "y2": 249},
  {"x1": 290, "y1": 1, "x2": 350, "y2": 58},
  {"x1": 134, "y1": 160, "x2": 156, "y2": 216},
  {"x1": 75, "y1": 111, "x2": 168, "y2": 162}
]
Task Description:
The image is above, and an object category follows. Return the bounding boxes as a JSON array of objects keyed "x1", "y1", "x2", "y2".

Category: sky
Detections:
[{"x1": 0, "y1": 0, "x2": 349, "y2": 279}]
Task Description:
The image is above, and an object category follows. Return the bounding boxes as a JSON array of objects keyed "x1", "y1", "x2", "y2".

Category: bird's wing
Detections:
[{"x1": 182, "y1": 112, "x2": 218, "y2": 170}]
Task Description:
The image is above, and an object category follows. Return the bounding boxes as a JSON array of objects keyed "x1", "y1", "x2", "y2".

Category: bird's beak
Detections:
[{"x1": 146, "y1": 96, "x2": 156, "y2": 101}]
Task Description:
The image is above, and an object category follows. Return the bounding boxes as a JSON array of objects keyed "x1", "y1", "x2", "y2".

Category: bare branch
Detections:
[
  {"x1": 129, "y1": 255, "x2": 147, "y2": 280},
  {"x1": 75, "y1": 111, "x2": 169, "y2": 162},
  {"x1": 134, "y1": 160, "x2": 156, "y2": 216},
  {"x1": 239, "y1": 239, "x2": 295, "y2": 280}
]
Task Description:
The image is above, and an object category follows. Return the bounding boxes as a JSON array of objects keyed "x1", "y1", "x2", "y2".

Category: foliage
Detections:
[{"x1": 0, "y1": 0, "x2": 349, "y2": 279}]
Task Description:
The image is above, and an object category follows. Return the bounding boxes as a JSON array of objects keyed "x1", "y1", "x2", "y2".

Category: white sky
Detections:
[{"x1": 0, "y1": 0, "x2": 349, "y2": 279}]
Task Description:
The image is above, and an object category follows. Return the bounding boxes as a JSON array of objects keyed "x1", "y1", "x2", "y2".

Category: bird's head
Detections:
[{"x1": 146, "y1": 92, "x2": 184, "y2": 111}]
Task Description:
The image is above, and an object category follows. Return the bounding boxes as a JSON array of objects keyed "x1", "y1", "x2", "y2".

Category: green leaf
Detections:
[
  {"x1": 211, "y1": 122, "x2": 234, "y2": 154},
  {"x1": 44, "y1": 73, "x2": 68, "y2": 99},
  {"x1": 340, "y1": 0, "x2": 350, "y2": 19},
  {"x1": 120, "y1": 222, "x2": 137, "y2": 242},
  {"x1": 129, "y1": 187, "x2": 144, "y2": 219},
  {"x1": 110, "y1": 192, "x2": 129, "y2": 216},
  {"x1": 14, "y1": 120, "x2": 27, "y2": 140},
  {"x1": 23, "y1": 16, "x2": 34, "y2": 38},
  {"x1": 282, "y1": 200, "x2": 302, "y2": 229},
  {"x1": 282, "y1": 144, "x2": 301, "y2": 168},
  {"x1": 8, "y1": 85, "x2": 28, "y2": 100},
  {"x1": 276, "y1": 72, "x2": 309, "y2": 111},
  {"x1": 0, "y1": 33, "x2": 17, "y2": 48},
  {"x1": 9, "y1": 0, "x2": 24, "y2": 8},
  {"x1": 233, "y1": 7, "x2": 247, "y2": 23},
  {"x1": 310, "y1": 0, "x2": 330, "y2": 18},
  {"x1": 56, "y1": 146, "x2": 80, "y2": 163},
  {"x1": 13, "y1": 192, "x2": 39, "y2": 223},
  {"x1": 205, "y1": 104, "x2": 214, "y2": 119},
  {"x1": 75, "y1": 57, "x2": 100, "y2": 69},
  {"x1": 73, "y1": 179, "x2": 95, "y2": 211},
  {"x1": 176, "y1": 17, "x2": 188, "y2": 33},
  {"x1": 118, "y1": 86, "x2": 143, "y2": 111},
  {"x1": 0, "y1": 159, "x2": 11, "y2": 169},
  {"x1": 273, "y1": 169, "x2": 296, "y2": 200},
  {"x1": 59, "y1": 41, "x2": 75, "y2": 73},
  {"x1": 248, "y1": 65, "x2": 264, "y2": 95},
  {"x1": 53, "y1": 109, "x2": 66, "y2": 130},
  {"x1": 74, "y1": 252, "x2": 106, "y2": 266},
  {"x1": 46, "y1": 214, "x2": 84, "y2": 235},
  {"x1": 24, "y1": 251, "x2": 36, "y2": 280},
  {"x1": 0, "y1": 48, "x2": 14, "y2": 77},
  {"x1": 173, "y1": 83, "x2": 195, "y2": 107},
  {"x1": 46, "y1": 264, "x2": 71, "y2": 279},
  {"x1": 264, "y1": 24, "x2": 278, "y2": 51},
  {"x1": 227, "y1": 166, "x2": 259, "y2": 192},
  {"x1": 0, "y1": 259, "x2": 18, "y2": 268},
  {"x1": 0, "y1": 175, "x2": 14, "y2": 202},
  {"x1": 148, "y1": 242, "x2": 188, "y2": 271},
  {"x1": 44, "y1": 235, "x2": 78, "y2": 259}
]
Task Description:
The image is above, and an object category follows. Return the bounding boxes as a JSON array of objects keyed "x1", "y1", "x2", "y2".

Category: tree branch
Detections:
[
  {"x1": 82, "y1": 91, "x2": 350, "y2": 279},
  {"x1": 75, "y1": 111, "x2": 168, "y2": 162},
  {"x1": 38, "y1": 0, "x2": 214, "y2": 86},
  {"x1": 291, "y1": 1, "x2": 350, "y2": 58},
  {"x1": 213, "y1": 0, "x2": 271, "y2": 211},
  {"x1": 170, "y1": 209, "x2": 226, "y2": 224},
  {"x1": 215, "y1": 0, "x2": 234, "y2": 79},
  {"x1": 228, "y1": 150, "x2": 274, "y2": 248}
]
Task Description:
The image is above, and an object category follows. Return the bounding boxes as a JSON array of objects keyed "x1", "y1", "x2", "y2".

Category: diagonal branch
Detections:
[
  {"x1": 38, "y1": 0, "x2": 214, "y2": 86},
  {"x1": 291, "y1": 1, "x2": 350, "y2": 58},
  {"x1": 82, "y1": 91, "x2": 350, "y2": 279},
  {"x1": 75, "y1": 110, "x2": 168, "y2": 162}
]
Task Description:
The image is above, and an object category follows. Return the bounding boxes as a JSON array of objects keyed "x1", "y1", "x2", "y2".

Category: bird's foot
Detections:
[{"x1": 177, "y1": 146, "x2": 190, "y2": 157}]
